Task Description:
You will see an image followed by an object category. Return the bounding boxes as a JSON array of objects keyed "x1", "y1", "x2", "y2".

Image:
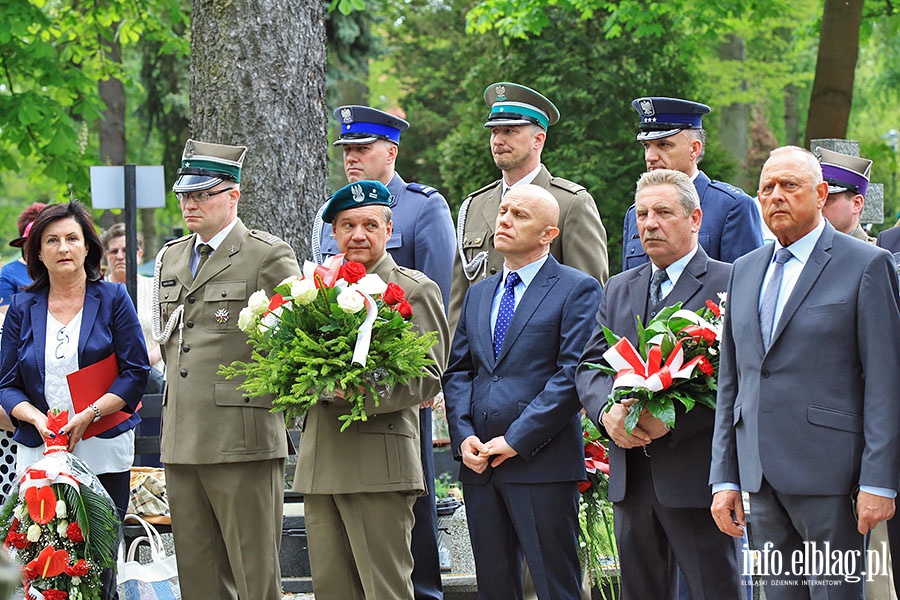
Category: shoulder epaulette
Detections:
[
  {"x1": 548, "y1": 176, "x2": 587, "y2": 195},
  {"x1": 406, "y1": 182, "x2": 439, "y2": 197},
  {"x1": 466, "y1": 179, "x2": 502, "y2": 200},
  {"x1": 709, "y1": 179, "x2": 748, "y2": 199},
  {"x1": 248, "y1": 229, "x2": 281, "y2": 245},
  {"x1": 396, "y1": 266, "x2": 428, "y2": 282},
  {"x1": 162, "y1": 234, "x2": 192, "y2": 249}
]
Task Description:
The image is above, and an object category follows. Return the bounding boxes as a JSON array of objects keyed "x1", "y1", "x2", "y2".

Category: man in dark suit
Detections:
[
  {"x1": 443, "y1": 184, "x2": 602, "y2": 600},
  {"x1": 294, "y1": 180, "x2": 449, "y2": 600},
  {"x1": 710, "y1": 146, "x2": 900, "y2": 598},
  {"x1": 311, "y1": 106, "x2": 455, "y2": 599},
  {"x1": 622, "y1": 97, "x2": 763, "y2": 271},
  {"x1": 577, "y1": 169, "x2": 740, "y2": 599}
]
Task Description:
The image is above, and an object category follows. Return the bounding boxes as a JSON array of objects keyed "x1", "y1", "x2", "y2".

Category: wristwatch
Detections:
[{"x1": 88, "y1": 404, "x2": 101, "y2": 423}]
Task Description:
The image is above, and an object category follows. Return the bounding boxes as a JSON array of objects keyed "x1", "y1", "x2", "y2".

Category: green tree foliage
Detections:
[{"x1": 0, "y1": 0, "x2": 188, "y2": 198}]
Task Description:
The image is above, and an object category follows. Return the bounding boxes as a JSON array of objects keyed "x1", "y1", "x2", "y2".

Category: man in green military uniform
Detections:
[
  {"x1": 153, "y1": 140, "x2": 301, "y2": 600},
  {"x1": 293, "y1": 180, "x2": 450, "y2": 600},
  {"x1": 450, "y1": 82, "x2": 608, "y2": 328}
]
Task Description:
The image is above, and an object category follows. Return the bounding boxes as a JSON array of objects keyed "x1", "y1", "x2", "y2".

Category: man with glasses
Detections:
[{"x1": 154, "y1": 139, "x2": 301, "y2": 600}]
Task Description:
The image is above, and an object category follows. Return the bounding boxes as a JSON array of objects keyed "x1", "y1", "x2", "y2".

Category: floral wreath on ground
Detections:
[
  {"x1": 578, "y1": 414, "x2": 616, "y2": 591},
  {"x1": 586, "y1": 294, "x2": 726, "y2": 433},
  {"x1": 0, "y1": 411, "x2": 119, "y2": 600},
  {"x1": 220, "y1": 254, "x2": 438, "y2": 431}
]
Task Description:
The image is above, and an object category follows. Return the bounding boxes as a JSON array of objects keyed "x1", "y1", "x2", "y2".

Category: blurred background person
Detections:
[
  {"x1": 101, "y1": 223, "x2": 165, "y2": 394},
  {"x1": 0, "y1": 201, "x2": 149, "y2": 599},
  {"x1": 0, "y1": 202, "x2": 46, "y2": 314}
]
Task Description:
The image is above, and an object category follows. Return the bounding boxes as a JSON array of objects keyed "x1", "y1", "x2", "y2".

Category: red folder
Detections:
[{"x1": 66, "y1": 353, "x2": 141, "y2": 440}]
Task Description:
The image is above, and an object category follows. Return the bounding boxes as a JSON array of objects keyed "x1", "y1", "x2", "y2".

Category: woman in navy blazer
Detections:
[{"x1": 0, "y1": 202, "x2": 148, "y2": 519}]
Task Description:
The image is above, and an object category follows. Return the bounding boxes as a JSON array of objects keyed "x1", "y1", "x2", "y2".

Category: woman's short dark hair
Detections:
[{"x1": 24, "y1": 201, "x2": 104, "y2": 291}]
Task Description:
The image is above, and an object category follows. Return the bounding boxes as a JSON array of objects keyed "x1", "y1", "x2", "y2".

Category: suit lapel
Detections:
[
  {"x1": 667, "y1": 248, "x2": 708, "y2": 307},
  {"x1": 494, "y1": 258, "x2": 558, "y2": 365},
  {"x1": 626, "y1": 265, "x2": 652, "y2": 330},
  {"x1": 477, "y1": 276, "x2": 500, "y2": 367},
  {"x1": 78, "y1": 282, "x2": 101, "y2": 366},
  {"x1": 746, "y1": 244, "x2": 774, "y2": 350},
  {"x1": 29, "y1": 292, "x2": 49, "y2": 382},
  {"x1": 769, "y1": 225, "x2": 833, "y2": 349}
]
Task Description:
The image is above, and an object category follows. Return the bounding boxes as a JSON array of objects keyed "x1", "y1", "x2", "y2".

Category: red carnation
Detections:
[
  {"x1": 66, "y1": 522, "x2": 83, "y2": 543},
  {"x1": 705, "y1": 299, "x2": 721, "y2": 317},
  {"x1": 339, "y1": 261, "x2": 367, "y2": 284},
  {"x1": 24, "y1": 563, "x2": 39, "y2": 580},
  {"x1": 396, "y1": 300, "x2": 413, "y2": 319},
  {"x1": 6, "y1": 530, "x2": 29, "y2": 549},
  {"x1": 65, "y1": 559, "x2": 89, "y2": 577},
  {"x1": 697, "y1": 356, "x2": 714, "y2": 377},
  {"x1": 42, "y1": 590, "x2": 68, "y2": 600},
  {"x1": 382, "y1": 282, "x2": 407, "y2": 306}
]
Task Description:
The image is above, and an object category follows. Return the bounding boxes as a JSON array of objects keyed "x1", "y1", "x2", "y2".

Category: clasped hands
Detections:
[
  {"x1": 460, "y1": 435, "x2": 518, "y2": 474},
  {"x1": 601, "y1": 398, "x2": 669, "y2": 449}
]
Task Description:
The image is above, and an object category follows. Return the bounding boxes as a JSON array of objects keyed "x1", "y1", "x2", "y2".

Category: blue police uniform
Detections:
[
  {"x1": 312, "y1": 106, "x2": 455, "y2": 600},
  {"x1": 622, "y1": 97, "x2": 762, "y2": 271}
]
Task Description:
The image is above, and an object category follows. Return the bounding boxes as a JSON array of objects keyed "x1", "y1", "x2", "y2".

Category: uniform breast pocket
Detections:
[
  {"x1": 159, "y1": 284, "x2": 185, "y2": 325},
  {"x1": 203, "y1": 281, "x2": 248, "y2": 332},
  {"x1": 462, "y1": 230, "x2": 490, "y2": 256}
]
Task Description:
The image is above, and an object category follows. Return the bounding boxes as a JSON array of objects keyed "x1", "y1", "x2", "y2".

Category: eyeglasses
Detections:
[
  {"x1": 176, "y1": 188, "x2": 234, "y2": 204},
  {"x1": 55, "y1": 326, "x2": 69, "y2": 360}
]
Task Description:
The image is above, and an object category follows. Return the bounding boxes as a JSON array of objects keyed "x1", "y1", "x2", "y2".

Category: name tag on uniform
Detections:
[{"x1": 161, "y1": 279, "x2": 177, "y2": 287}]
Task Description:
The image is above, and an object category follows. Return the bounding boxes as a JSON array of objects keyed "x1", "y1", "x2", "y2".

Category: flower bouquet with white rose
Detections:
[
  {"x1": 219, "y1": 254, "x2": 438, "y2": 431},
  {"x1": 0, "y1": 410, "x2": 119, "y2": 600}
]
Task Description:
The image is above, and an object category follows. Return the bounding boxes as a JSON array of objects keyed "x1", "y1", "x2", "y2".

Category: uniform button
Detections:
[
  {"x1": 221, "y1": 291, "x2": 227, "y2": 297},
  {"x1": 649, "y1": 311, "x2": 657, "y2": 318},
  {"x1": 183, "y1": 345, "x2": 191, "y2": 353},
  {"x1": 481, "y1": 412, "x2": 488, "y2": 420},
  {"x1": 186, "y1": 320, "x2": 194, "y2": 328},
  {"x1": 491, "y1": 375, "x2": 500, "y2": 382},
  {"x1": 463, "y1": 238, "x2": 469, "y2": 244},
  {"x1": 474, "y1": 237, "x2": 482, "y2": 244},
  {"x1": 629, "y1": 248, "x2": 635, "y2": 255},
  {"x1": 164, "y1": 292, "x2": 170, "y2": 299},
  {"x1": 489, "y1": 267, "x2": 497, "y2": 274},
  {"x1": 761, "y1": 370, "x2": 770, "y2": 378},
  {"x1": 244, "y1": 397, "x2": 250, "y2": 403},
  {"x1": 187, "y1": 296, "x2": 196, "y2": 304},
  {"x1": 179, "y1": 369, "x2": 188, "y2": 378},
  {"x1": 388, "y1": 423, "x2": 395, "y2": 430}
]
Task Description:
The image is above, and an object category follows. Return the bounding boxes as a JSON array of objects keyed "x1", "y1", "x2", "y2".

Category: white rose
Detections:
[
  {"x1": 26, "y1": 523, "x2": 41, "y2": 542},
  {"x1": 352, "y1": 274, "x2": 387, "y2": 296},
  {"x1": 290, "y1": 279, "x2": 318, "y2": 305},
  {"x1": 57, "y1": 521, "x2": 68, "y2": 536},
  {"x1": 336, "y1": 289, "x2": 365, "y2": 314},
  {"x1": 247, "y1": 290, "x2": 270, "y2": 315},
  {"x1": 279, "y1": 274, "x2": 302, "y2": 288},
  {"x1": 237, "y1": 307, "x2": 256, "y2": 332},
  {"x1": 55, "y1": 500, "x2": 67, "y2": 519}
]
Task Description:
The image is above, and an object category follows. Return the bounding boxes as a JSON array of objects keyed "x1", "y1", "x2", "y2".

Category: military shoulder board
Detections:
[
  {"x1": 406, "y1": 182, "x2": 438, "y2": 197},
  {"x1": 549, "y1": 176, "x2": 586, "y2": 195},
  {"x1": 397, "y1": 266, "x2": 427, "y2": 282}
]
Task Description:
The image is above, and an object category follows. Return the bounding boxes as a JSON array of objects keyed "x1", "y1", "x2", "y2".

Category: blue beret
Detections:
[
  {"x1": 483, "y1": 82, "x2": 560, "y2": 130},
  {"x1": 631, "y1": 97, "x2": 711, "y2": 141},
  {"x1": 333, "y1": 106, "x2": 410, "y2": 146},
  {"x1": 322, "y1": 180, "x2": 392, "y2": 223},
  {"x1": 173, "y1": 139, "x2": 247, "y2": 193}
]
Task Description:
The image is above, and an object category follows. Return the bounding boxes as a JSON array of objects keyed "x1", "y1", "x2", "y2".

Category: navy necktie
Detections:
[
  {"x1": 493, "y1": 271, "x2": 521, "y2": 358},
  {"x1": 759, "y1": 248, "x2": 793, "y2": 349}
]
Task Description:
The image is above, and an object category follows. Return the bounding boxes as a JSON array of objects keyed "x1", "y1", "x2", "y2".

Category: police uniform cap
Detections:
[
  {"x1": 173, "y1": 139, "x2": 247, "y2": 193},
  {"x1": 816, "y1": 147, "x2": 873, "y2": 196},
  {"x1": 321, "y1": 180, "x2": 392, "y2": 223},
  {"x1": 333, "y1": 106, "x2": 410, "y2": 146},
  {"x1": 483, "y1": 82, "x2": 560, "y2": 130},
  {"x1": 631, "y1": 97, "x2": 711, "y2": 141}
]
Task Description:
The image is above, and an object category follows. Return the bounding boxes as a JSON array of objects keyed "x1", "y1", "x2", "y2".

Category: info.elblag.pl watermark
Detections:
[{"x1": 743, "y1": 541, "x2": 891, "y2": 584}]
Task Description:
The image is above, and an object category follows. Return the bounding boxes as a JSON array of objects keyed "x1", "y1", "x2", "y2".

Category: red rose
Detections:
[
  {"x1": 65, "y1": 559, "x2": 89, "y2": 577},
  {"x1": 697, "y1": 356, "x2": 714, "y2": 377},
  {"x1": 705, "y1": 299, "x2": 721, "y2": 317},
  {"x1": 42, "y1": 590, "x2": 68, "y2": 600},
  {"x1": 66, "y1": 522, "x2": 83, "y2": 543},
  {"x1": 382, "y1": 282, "x2": 407, "y2": 306},
  {"x1": 339, "y1": 261, "x2": 367, "y2": 284},
  {"x1": 396, "y1": 300, "x2": 413, "y2": 318}
]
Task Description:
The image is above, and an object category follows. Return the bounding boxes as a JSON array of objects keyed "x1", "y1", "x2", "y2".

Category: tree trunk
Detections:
[
  {"x1": 98, "y1": 28, "x2": 125, "y2": 231},
  {"x1": 716, "y1": 34, "x2": 750, "y2": 190},
  {"x1": 805, "y1": 0, "x2": 864, "y2": 146},
  {"x1": 189, "y1": 0, "x2": 328, "y2": 259}
]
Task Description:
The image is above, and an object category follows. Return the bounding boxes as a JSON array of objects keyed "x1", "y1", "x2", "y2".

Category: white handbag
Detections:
[{"x1": 117, "y1": 514, "x2": 181, "y2": 600}]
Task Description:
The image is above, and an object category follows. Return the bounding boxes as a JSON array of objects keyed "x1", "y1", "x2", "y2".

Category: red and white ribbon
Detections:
[
  {"x1": 603, "y1": 337, "x2": 704, "y2": 393},
  {"x1": 351, "y1": 292, "x2": 378, "y2": 367}
]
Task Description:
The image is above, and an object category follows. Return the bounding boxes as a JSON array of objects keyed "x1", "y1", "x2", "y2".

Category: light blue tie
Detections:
[
  {"x1": 759, "y1": 248, "x2": 793, "y2": 349},
  {"x1": 493, "y1": 272, "x2": 520, "y2": 358}
]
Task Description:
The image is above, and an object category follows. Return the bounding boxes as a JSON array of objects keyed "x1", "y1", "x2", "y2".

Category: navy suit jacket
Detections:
[
  {"x1": 313, "y1": 172, "x2": 456, "y2": 310},
  {"x1": 622, "y1": 170, "x2": 763, "y2": 270},
  {"x1": 443, "y1": 255, "x2": 601, "y2": 485},
  {"x1": 0, "y1": 280, "x2": 149, "y2": 447},
  {"x1": 576, "y1": 247, "x2": 731, "y2": 507},
  {"x1": 710, "y1": 222, "x2": 900, "y2": 495}
]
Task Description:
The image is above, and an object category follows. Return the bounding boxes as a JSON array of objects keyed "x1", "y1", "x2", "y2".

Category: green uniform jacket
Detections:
[
  {"x1": 293, "y1": 254, "x2": 450, "y2": 495},
  {"x1": 157, "y1": 219, "x2": 301, "y2": 464},
  {"x1": 449, "y1": 164, "x2": 608, "y2": 329}
]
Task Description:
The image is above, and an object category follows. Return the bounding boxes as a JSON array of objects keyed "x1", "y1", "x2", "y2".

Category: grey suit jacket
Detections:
[
  {"x1": 576, "y1": 247, "x2": 731, "y2": 507},
  {"x1": 710, "y1": 222, "x2": 900, "y2": 495}
]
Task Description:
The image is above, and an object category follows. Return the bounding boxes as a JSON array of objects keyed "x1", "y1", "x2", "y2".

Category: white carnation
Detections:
[
  {"x1": 291, "y1": 278, "x2": 318, "y2": 305},
  {"x1": 247, "y1": 290, "x2": 270, "y2": 315},
  {"x1": 336, "y1": 289, "x2": 366, "y2": 314}
]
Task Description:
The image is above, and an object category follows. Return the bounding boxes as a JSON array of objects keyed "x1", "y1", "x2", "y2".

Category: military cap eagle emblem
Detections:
[
  {"x1": 351, "y1": 184, "x2": 365, "y2": 203},
  {"x1": 341, "y1": 107, "x2": 354, "y2": 124},
  {"x1": 184, "y1": 140, "x2": 195, "y2": 157},
  {"x1": 495, "y1": 85, "x2": 507, "y2": 102},
  {"x1": 638, "y1": 99, "x2": 655, "y2": 117}
]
